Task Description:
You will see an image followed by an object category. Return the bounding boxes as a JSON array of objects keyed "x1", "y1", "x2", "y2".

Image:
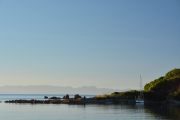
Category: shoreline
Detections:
[
  {"x1": 4, "y1": 98, "x2": 136, "y2": 105},
  {"x1": 4, "y1": 99, "x2": 180, "y2": 106},
  {"x1": 4, "y1": 96, "x2": 180, "y2": 106}
]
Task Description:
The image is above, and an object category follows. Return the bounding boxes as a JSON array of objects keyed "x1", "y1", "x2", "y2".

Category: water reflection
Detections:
[
  {"x1": 0, "y1": 102, "x2": 180, "y2": 120},
  {"x1": 144, "y1": 104, "x2": 180, "y2": 120},
  {"x1": 80, "y1": 104, "x2": 180, "y2": 120}
]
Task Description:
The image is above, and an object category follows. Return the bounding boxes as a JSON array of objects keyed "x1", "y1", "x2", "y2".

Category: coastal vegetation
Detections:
[
  {"x1": 95, "y1": 90, "x2": 140, "y2": 100},
  {"x1": 144, "y1": 68, "x2": 180, "y2": 101},
  {"x1": 96, "y1": 68, "x2": 180, "y2": 103}
]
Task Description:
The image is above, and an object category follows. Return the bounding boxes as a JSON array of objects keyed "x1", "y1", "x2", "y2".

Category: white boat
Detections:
[
  {"x1": 136, "y1": 97, "x2": 144, "y2": 104},
  {"x1": 136, "y1": 75, "x2": 144, "y2": 104}
]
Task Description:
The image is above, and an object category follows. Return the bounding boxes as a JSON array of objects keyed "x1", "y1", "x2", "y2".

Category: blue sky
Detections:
[{"x1": 0, "y1": 0, "x2": 180, "y2": 89}]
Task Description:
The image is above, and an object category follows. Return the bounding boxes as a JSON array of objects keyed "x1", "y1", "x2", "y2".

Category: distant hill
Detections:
[
  {"x1": 0, "y1": 86, "x2": 120, "y2": 95},
  {"x1": 144, "y1": 68, "x2": 180, "y2": 101}
]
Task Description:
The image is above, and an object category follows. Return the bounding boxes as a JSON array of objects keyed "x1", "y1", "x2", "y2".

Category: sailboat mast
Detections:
[{"x1": 140, "y1": 74, "x2": 143, "y2": 91}]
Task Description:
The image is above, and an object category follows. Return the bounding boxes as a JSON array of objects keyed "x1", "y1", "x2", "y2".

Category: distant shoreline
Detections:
[{"x1": 3, "y1": 93, "x2": 180, "y2": 106}]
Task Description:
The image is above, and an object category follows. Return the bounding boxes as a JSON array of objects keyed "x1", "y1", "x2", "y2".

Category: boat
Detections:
[
  {"x1": 136, "y1": 75, "x2": 144, "y2": 104},
  {"x1": 136, "y1": 97, "x2": 144, "y2": 104}
]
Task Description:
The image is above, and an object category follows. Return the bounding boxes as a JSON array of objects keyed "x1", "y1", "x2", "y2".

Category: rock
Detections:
[
  {"x1": 49, "y1": 96, "x2": 60, "y2": 99},
  {"x1": 44, "y1": 96, "x2": 48, "y2": 99},
  {"x1": 74, "y1": 94, "x2": 82, "y2": 99},
  {"x1": 63, "y1": 94, "x2": 69, "y2": 99}
]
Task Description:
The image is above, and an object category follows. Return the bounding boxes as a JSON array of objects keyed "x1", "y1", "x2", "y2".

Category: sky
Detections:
[{"x1": 0, "y1": 0, "x2": 180, "y2": 90}]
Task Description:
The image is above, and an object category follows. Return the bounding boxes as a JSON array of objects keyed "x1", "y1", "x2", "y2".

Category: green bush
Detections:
[
  {"x1": 144, "y1": 77, "x2": 164, "y2": 92},
  {"x1": 95, "y1": 90, "x2": 141, "y2": 100},
  {"x1": 144, "y1": 68, "x2": 180, "y2": 101},
  {"x1": 164, "y1": 68, "x2": 180, "y2": 80}
]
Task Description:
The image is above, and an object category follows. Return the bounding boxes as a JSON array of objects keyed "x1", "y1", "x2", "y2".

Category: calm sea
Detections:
[{"x1": 0, "y1": 94, "x2": 179, "y2": 120}]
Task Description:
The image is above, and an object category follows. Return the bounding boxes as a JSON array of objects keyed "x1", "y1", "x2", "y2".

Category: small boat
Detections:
[
  {"x1": 136, "y1": 97, "x2": 144, "y2": 104},
  {"x1": 136, "y1": 75, "x2": 144, "y2": 104}
]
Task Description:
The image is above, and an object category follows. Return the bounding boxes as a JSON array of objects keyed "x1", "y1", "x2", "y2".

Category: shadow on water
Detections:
[
  {"x1": 81, "y1": 104, "x2": 180, "y2": 120},
  {"x1": 144, "y1": 104, "x2": 180, "y2": 120}
]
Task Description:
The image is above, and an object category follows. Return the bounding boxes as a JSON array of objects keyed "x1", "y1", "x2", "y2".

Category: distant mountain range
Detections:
[{"x1": 0, "y1": 86, "x2": 122, "y2": 95}]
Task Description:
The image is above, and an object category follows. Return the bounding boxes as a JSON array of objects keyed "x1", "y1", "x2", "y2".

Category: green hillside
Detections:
[{"x1": 144, "y1": 68, "x2": 180, "y2": 101}]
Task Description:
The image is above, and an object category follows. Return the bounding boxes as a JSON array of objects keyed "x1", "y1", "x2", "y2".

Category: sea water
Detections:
[{"x1": 0, "y1": 94, "x2": 179, "y2": 120}]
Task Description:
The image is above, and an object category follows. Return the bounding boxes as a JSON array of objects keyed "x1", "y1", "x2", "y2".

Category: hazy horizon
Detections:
[
  {"x1": 0, "y1": 0, "x2": 180, "y2": 90},
  {"x1": 0, "y1": 85, "x2": 123, "y2": 95}
]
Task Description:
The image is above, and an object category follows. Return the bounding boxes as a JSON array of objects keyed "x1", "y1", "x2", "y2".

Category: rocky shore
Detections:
[{"x1": 5, "y1": 94, "x2": 136, "y2": 105}]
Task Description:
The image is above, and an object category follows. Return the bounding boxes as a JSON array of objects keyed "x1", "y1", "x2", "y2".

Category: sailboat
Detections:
[{"x1": 136, "y1": 75, "x2": 144, "y2": 104}]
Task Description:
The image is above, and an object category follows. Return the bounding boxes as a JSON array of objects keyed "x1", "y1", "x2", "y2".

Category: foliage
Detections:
[
  {"x1": 170, "y1": 87, "x2": 180, "y2": 100},
  {"x1": 96, "y1": 68, "x2": 180, "y2": 101},
  {"x1": 164, "y1": 68, "x2": 180, "y2": 80},
  {"x1": 144, "y1": 68, "x2": 180, "y2": 101},
  {"x1": 95, "y1": 90, "x2": 140, "y2": 100},
  {"x1": 144, "y1": 77, "x2": 164, "y2": 92}
]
